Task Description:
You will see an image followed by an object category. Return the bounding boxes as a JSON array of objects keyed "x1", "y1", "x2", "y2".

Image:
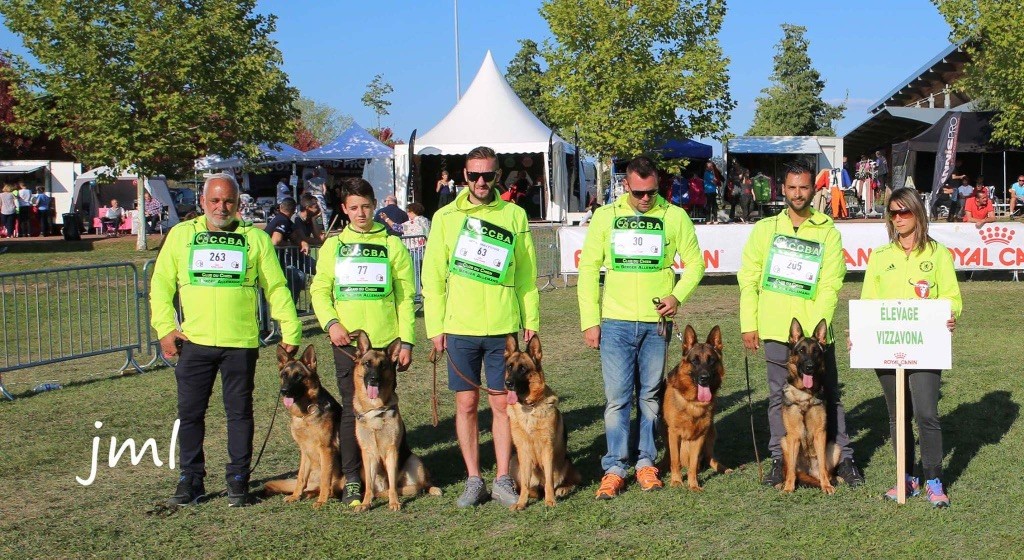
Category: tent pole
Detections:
[
  {"x1": 1004, "y1": 151, "x2": 1007, "y2": 203},
  {"x1": 454, "y1": 0, "x2": 462, "y2": 101}
]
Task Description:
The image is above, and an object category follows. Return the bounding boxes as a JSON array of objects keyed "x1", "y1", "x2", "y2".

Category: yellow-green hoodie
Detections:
[
  {"x1": 150, "y1": 215, "x2": 300, "y2": 348},
  {"x1": 310, "y1": 223, "x2": 415, "y2": 348},
  {"x1": 738, "y1": 209, "x2": 845, "y2": 343},
  {"x1": 860, "y1": 240, "x2": 962, "y2": 317},
  {"x1": 577, "y1": 194, "x2": 705, "y2": 330},
  {"x1": 421, "y1": 188, "x2": 539, "y2": 339}
]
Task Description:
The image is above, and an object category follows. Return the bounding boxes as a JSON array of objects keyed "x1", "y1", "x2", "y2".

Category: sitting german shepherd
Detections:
[
  {"x1": 782, "y1": 318, "x2": 840, "y2": 494},
  {"x1": 351, "y1": 331, "x2": 441, "y2": 511},
  {"x1": 663, "y1": 325, "x2": 732, "y2": 491},
  {"x1": 504, "y1": 334, "x2": 580, "y2": 509},
  {"x1": 263, "y1": 344, "x2": 347, "y2": 508}
]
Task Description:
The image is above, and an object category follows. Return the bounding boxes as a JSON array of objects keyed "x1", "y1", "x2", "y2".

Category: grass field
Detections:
[{"x1": 1, "y1": 237, "x2": 1022, "y2": 558}]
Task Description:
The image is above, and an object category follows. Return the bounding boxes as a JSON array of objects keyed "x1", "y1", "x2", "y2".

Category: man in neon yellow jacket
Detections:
[
  {"x1": 737, "y1": 161, "x2": 862, "y2": 488},
  {"x1": 151, "y1": 174, "x2": 300, "y2": 507},
  {"x1": 579, "y1": 156, "x2": 705, "y2": 499},
  {"x1": 421, "y1": 146, "x2": 539, "y2": 508}
]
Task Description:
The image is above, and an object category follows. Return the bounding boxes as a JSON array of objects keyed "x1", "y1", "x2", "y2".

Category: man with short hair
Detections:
[
  {"x1": 963, "y1": 187, "x2": 996, "y2": 229},
  {"x1": 150, "y1": 173, "x2": 300, "y2": 507},
  {"x1": 738, "y1": 161, "x2": 864, "y2": 489},
  {"x1": 421, "y1": 145, "x2": 539, "y2": 508},
  {"x1": 265, "y1": 197, "x2": 310, "y2": 305},
  {"x1": 1009, "y1": 175, "x2": 1024, "y2": 218},
  {"x1": 956, "y1": 177, "x2": 975, "y2": 218},
  {"x1": 931, "y1": 182, "x2": 959, "y2": 222},
  {"x1": 579, "y1": 155, "x2": 705, "y2": 498},
  {"x1": 292, "y1": 193, "x2": 324, "y2": 245},
  {"x1": 376, "y1": 195, "x2": 408, "y2": 235}
]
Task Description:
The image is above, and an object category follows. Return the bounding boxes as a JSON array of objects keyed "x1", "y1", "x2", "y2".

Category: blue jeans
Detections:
[{"x1": 600, "y1": 319, "x2": 667, "y2": 478}]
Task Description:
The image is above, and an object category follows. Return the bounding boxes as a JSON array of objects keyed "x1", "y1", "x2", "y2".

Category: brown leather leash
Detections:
[{"x1": 427, "y1": 346, "x2": 506, "y2": 427}]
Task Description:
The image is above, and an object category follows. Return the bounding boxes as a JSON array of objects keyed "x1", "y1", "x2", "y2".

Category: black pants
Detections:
[
  {"x1": 876, "y1": 369, "x2": 944, "y2": 480},
  {"x1": 17, "y1": 208, "x2": 30, "y2": 236},
  {"x1": 332, "y1": 345, "x2": 363, "y2": 482},
  {"x1": 704, "y1": 193, "x2": 718, "y2": 222},
  {"x1": 764, "y1": 341, "x2": 853, "y2": 460},
  {"x1": 174, "y1": 342, "x2": 259, "y2": 480},
  {"x1": 1, "y1": 213, "x2": 15, "y2": 237},
  {"x1": 39, "y1": 209, "x2": 51, "y2": 236}
]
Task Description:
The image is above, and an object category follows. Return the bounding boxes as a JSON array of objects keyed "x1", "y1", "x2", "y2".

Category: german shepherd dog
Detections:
[
  {"x1": 504, "y1": 335, "x2": 580, "y2": 510},
  {"x1": 263, "y1": 344, "x2": 347, "y2": 508},
  {"x1": 663, "y1": 325, "x2": 732, "y2": 491},
  {"x1": 351, "y1": 330, "x2": 441, "y2": 511},
  {"x1": 782, "y1": 318, "x2": 840, "y2": 494}
]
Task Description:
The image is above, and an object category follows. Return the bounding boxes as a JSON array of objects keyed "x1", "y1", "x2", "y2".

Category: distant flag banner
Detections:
[
  {"x1": 407, "y1": 129, "x2": 417, "y2": 204},
  {"x1": 931, "y1": 112, "x2": 961, "y2": 196}
]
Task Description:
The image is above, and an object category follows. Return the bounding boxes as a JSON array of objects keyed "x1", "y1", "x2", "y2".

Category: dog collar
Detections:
[{"x1": 356, "y1": 405, "x2": 396, "y2": 421}]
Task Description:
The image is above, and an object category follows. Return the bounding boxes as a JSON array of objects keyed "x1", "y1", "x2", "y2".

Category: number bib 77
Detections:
[
  {"x1": 610, "y1": 215, "x2": 665, "y2": 272},
  {"x1": 449, "y1": 217, "x2": 514, "y2": 285},
  {"x1": 188, "y1": 232, "x2": 248, "y2": 287},
  {"x1": 335, "y1": 242, "x2": 390, "y2": 300},
  {"x1": 761, "y1": 234, "x2": 824, "y2": 300}
]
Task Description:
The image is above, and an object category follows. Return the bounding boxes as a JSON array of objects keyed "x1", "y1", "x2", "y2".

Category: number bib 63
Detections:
[
  {"x1": 449, "y1": 217, "x2": 515, "y2": 285},
  {"x1": 335, "y1": 242, "x2": 390, "y2": 300},
  {"x1": 610, "y1": 215, "x2": 665, "y2": 272},
  {"x1": 188, "y1": 232, "x2": 248, "y2": 287},
  {"x1": 761, "y1": 234, "x2": 824, "y2": 300}
]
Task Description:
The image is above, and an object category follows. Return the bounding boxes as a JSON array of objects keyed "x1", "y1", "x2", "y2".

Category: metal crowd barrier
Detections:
[
  {"x1": 529, "y1": 224, "x2": 560, "y2": 290},
  {"x1": 0, "y1": 262, "x2": 145, "y2": 399},
  {"x1": 400, "y1": 235, "x2": 426, "y2": 308}
]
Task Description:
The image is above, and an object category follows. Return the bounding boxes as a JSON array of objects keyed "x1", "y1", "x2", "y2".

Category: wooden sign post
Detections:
[{"x1": 849, "y1": 299, "x2": 952, "y2": 505}]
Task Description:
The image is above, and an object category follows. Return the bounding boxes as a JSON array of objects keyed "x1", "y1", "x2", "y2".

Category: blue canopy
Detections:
[
  {"x1": 198, "y1": 142, "x2": 303, "y2": 170},
  {"x1": 303, "y1": 122, "x2": 393, "y2": 161},
  {"x1": 656, "y1": 138, "x2": 713, "y2": 160},
  {"x1": 260, "y1": 142, "x2": 304, "y2": 161}
]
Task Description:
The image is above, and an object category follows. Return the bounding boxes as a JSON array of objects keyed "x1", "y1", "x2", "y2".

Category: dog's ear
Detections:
[
  {"x1": 682, "y1": 324, "x2": 698, "y2": 354},
  {"x1": 353, "y1": 330, "x2": 371, "y2": 357},
  {"x1": 504, "y1": 334, "x2": 519, "y2": 360},
  {"x1": 789, "y1": 318, "x2": 804, "y2": 346},
  {"x1": 526, "y1": 335, "x2": 542, "y2": 365},
  {"x1": 813, "y1": 319, "x2": 828, "y2": 346},
  {"x1": 300, "y1": 344, "x2": 317, "y2": 372},
  {"x1": 707, "y1": 325, "x2": 723, "y2": 353},
  {"x1": 386, "y1": 338, "x2": 402, "y2": 365},
  {"x1": 277, "y1": 344, "x2": 296, "y2": 368}
]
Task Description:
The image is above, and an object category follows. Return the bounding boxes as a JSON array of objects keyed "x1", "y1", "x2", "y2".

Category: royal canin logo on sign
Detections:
[
  {"x1": 882, "y1": 352, "x2": 919, "y2": 367},
  {"x1": 979, "y1": 226, "x2": 1015, "y2": 245},
  {"x1": 948, "y1": 226, "x2": 1024, "y2": 267}
]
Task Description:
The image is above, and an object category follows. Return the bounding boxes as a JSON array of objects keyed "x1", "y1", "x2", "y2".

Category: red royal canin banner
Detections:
[{"x1": 558, "y1": 222, "x2": 1024, "y2": 274}]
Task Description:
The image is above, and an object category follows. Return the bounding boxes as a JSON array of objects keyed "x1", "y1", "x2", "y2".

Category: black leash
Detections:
[
  {"x1": 744, "y1": 355, "x2": 763, "y2": 483},
  {"x1": 247, "y1": 388, "x2": 282, "y2": 478}
]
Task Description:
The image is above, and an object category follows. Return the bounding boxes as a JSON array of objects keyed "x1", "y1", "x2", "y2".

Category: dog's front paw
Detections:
[
  {"x1": 821, "y1": 483, "x2": 836, "y2": 495},
  {"x1": 311, "y1": 500, "x2": 326, "y2": 509},
  {"x1": 669, "y1": 477, "x2": 684, "y2": 488},
  {"x1": 510, "y1": 502, "x2": 527, "y2": 511},
  {"x1": 283, "y1": 494, "x2": 301, "y2": 503},
  {"x1": 722, "y1": 468, "x2": 734, "y2": 475},
  {"x1": 544, "y1": 498, "x2": 556, "y2": 507},
  {"x1": 688, "y1": 484, "x2": 704, "y2": 492},
  {"x1": 354, "y1": 503, "x2": 371, "y2": 513},
  {"x1": 388, "y1": 501, "x2": 402, "y2": 511},
  {"x1": 781, "y1": 482, "x2": 796, "y2": 493}
]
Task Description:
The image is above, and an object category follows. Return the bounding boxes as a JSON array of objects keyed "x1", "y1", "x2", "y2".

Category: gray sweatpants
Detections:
[{"x1": 764, "y1": 341, "x2": 853, "y2": 461}]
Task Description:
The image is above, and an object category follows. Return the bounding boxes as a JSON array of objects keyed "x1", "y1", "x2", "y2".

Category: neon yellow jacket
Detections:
[
  {"x1": 310, "y1": 223, "x2": 416, "y2": 348},
  {"x1": 860, "y1": 240, "x2": 962, "y2": 317},
  {"x1": 421, "y1": 188, "x2": 539, "y2": 339},
  {"x1": 738, "y1": 210, "x2": 845, "y2": 343},
  {"x1": 577, "y1": 194, "x2": 704, "y2": 329},
  {"x1": 150, "y1": 215, "x2": 301, "y2": 348}
]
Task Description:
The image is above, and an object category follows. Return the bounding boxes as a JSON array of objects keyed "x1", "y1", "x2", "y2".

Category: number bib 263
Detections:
[
  {"x1": 761, "y1": 234, "x2": 824, "y2": 300},
  {"x1": 334, "y1": 242, "x2": 390, "y2": 300},
  {"x1": 449, "y1": 217, "x2": 514, "y2": 285},
  {"x1": 610, "y1": 215, "x2": 665, "y2": 272},
  {"x1": 188, "y1": 232, "x2": 248, "y2": 287}
]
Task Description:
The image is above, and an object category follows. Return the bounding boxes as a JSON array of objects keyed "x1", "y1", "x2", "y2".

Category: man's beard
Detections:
[{"x1": 786, "y1": 196, "x2": 810, "y2": 212}]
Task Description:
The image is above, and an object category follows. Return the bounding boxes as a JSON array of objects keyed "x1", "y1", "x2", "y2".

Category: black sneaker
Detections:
[
  {"x1": 167, "y1": 474, "x2": 205, "y2": 506},
  {"x1": 836, "y1": 458, "x2": 865, "y2": 488},
  {"x1": 341, "y1": 481, "x2": 363, "y2": 507},
  {"x1": 764, "y1": 458, "x2": 784, "y2": 487},
  {"x1": 226, "y1": 474, "x2": 251, "y2": 507}
]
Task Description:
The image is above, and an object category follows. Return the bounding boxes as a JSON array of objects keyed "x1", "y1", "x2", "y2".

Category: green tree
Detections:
[
  {"x1": 539, "y1": 0, "x2": 734, "y2": 193},
  {"x1": 361, "y1": 74, "x2": 393, "y2": 131},
  {"x1": 506, "y1": 39, "x2": 551, "y2": 127},
  {"x1": 747, "y1": 24, "x2": 845, "y2": 137},
  {"x1": 293, "y1": 96, "x2": 352, "y2": 146},
  {"x1": 934, "y1": 0, "x2": 1024, "y2": 147},
  {"x1": 0, "y1": 0, "x2": 298, "y2": 250}
]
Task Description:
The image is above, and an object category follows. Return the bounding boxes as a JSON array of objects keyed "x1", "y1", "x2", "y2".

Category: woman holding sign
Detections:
[
  {"x1": 310, "y1": 178, "x2": 416, "y2": 507},
  {"x1": 861, "y1": 187, "x2": 961, "y2": 507}
]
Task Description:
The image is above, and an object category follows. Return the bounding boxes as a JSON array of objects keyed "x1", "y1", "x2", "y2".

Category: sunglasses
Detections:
[
  {"x1": 629, "y1": 189, "x2": 658, "y2": 200},
  {"x1": 466, "y1": 171, "x2": 498, "y2": 183},
  {"x1": 888, "y1": 207, "x2": 913, "y2": 218}
]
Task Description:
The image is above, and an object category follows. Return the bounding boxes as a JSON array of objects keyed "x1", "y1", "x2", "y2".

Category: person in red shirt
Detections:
[{"x1": 962, "y1": 187, "x2": 996, "y2": 229}]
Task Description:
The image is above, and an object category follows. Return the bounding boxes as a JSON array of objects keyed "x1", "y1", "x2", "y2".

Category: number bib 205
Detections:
[
  {"x1": 449, "y1": 217, "x2": 514, "y2": 285},
  {"x1": 334, "y1": 242, "x2": 390, "y2": 300},
  {"x1": 188, "y1": 232, "x2": 248, "y2": 287},
  {"x1": 610, "y1": 215, "x2": 665, "y2": 272},
  {"x1": 761, "y1": 234, "x2": 824, "y2": 300}
]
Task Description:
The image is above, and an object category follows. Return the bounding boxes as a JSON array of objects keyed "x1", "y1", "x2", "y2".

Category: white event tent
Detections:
[{"x1": 393, "y1": 51, "x2": 579, "y2": 222}]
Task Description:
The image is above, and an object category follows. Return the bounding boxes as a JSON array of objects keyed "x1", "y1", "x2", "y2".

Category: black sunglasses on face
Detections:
[
  {"x1": 466, "y1": 171, "x2": 498, "y2": 183},
  {"x1": 629, "y1": 189, "x2": 658, "y2": 200},
  {"x1": 888, "y1": 207, "x2": 913, "y2": 218}
]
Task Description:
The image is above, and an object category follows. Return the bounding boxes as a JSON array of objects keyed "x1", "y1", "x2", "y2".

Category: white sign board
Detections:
[{"x1": 848, "y1": 299, "x2": 952, "y2": 370}]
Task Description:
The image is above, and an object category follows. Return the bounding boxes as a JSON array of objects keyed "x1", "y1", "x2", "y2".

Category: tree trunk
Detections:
[{"x1": 136, "y1": 175, "x2": 148, "y2": 251}]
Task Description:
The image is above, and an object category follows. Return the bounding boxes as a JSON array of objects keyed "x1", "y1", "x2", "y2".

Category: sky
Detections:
[{"x1": 0, "y1": 0, "x2": 955, "y2": 155}]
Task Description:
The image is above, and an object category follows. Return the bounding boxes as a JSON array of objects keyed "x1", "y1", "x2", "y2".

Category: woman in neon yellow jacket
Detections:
[
  {"x1": 861, "y1": 187, "x2": 961, "y2": 508},
  {"x1": 310, "y1": 178, "x2": 416, "y2": 506}
]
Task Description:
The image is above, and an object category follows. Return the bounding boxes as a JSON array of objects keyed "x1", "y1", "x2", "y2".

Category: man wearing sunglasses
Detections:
[
  {"x1": 737, "y1": 160, "x2": 864, "y2": 489},
  {"x1": 421, "y1": 145, "x2": 540, "y2": 508},
  {"x1": 1010, "y1": 175, "x2": 1024, "y2": 218},
  {"x1": 578, "y1": 155, "x2": 705, "y2": 499}
]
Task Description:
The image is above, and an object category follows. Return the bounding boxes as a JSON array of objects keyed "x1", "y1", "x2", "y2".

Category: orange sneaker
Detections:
[
  {"x1": 595, "y1": 473, "x2": 626, "y2": 499},
  {"x1": 636, "y1": 466, "x2": 663, "y2": 491}
]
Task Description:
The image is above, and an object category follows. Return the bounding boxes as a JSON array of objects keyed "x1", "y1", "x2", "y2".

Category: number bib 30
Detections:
[
  {"x1": 449, "y1": 217, "x2": 514, "y2": 285},
  {"x1": 335, "y1": 242, "x2": 390, "y2": 300},
  {"x1": 188, "y1": 232, "x2": 248, "y2": 287},
  {"x1": 761, "y1": 234, "x2": 823, "y2": 300},
  {"x1": 610, "y1": 215, "x2": 665, "y2": 272}
]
